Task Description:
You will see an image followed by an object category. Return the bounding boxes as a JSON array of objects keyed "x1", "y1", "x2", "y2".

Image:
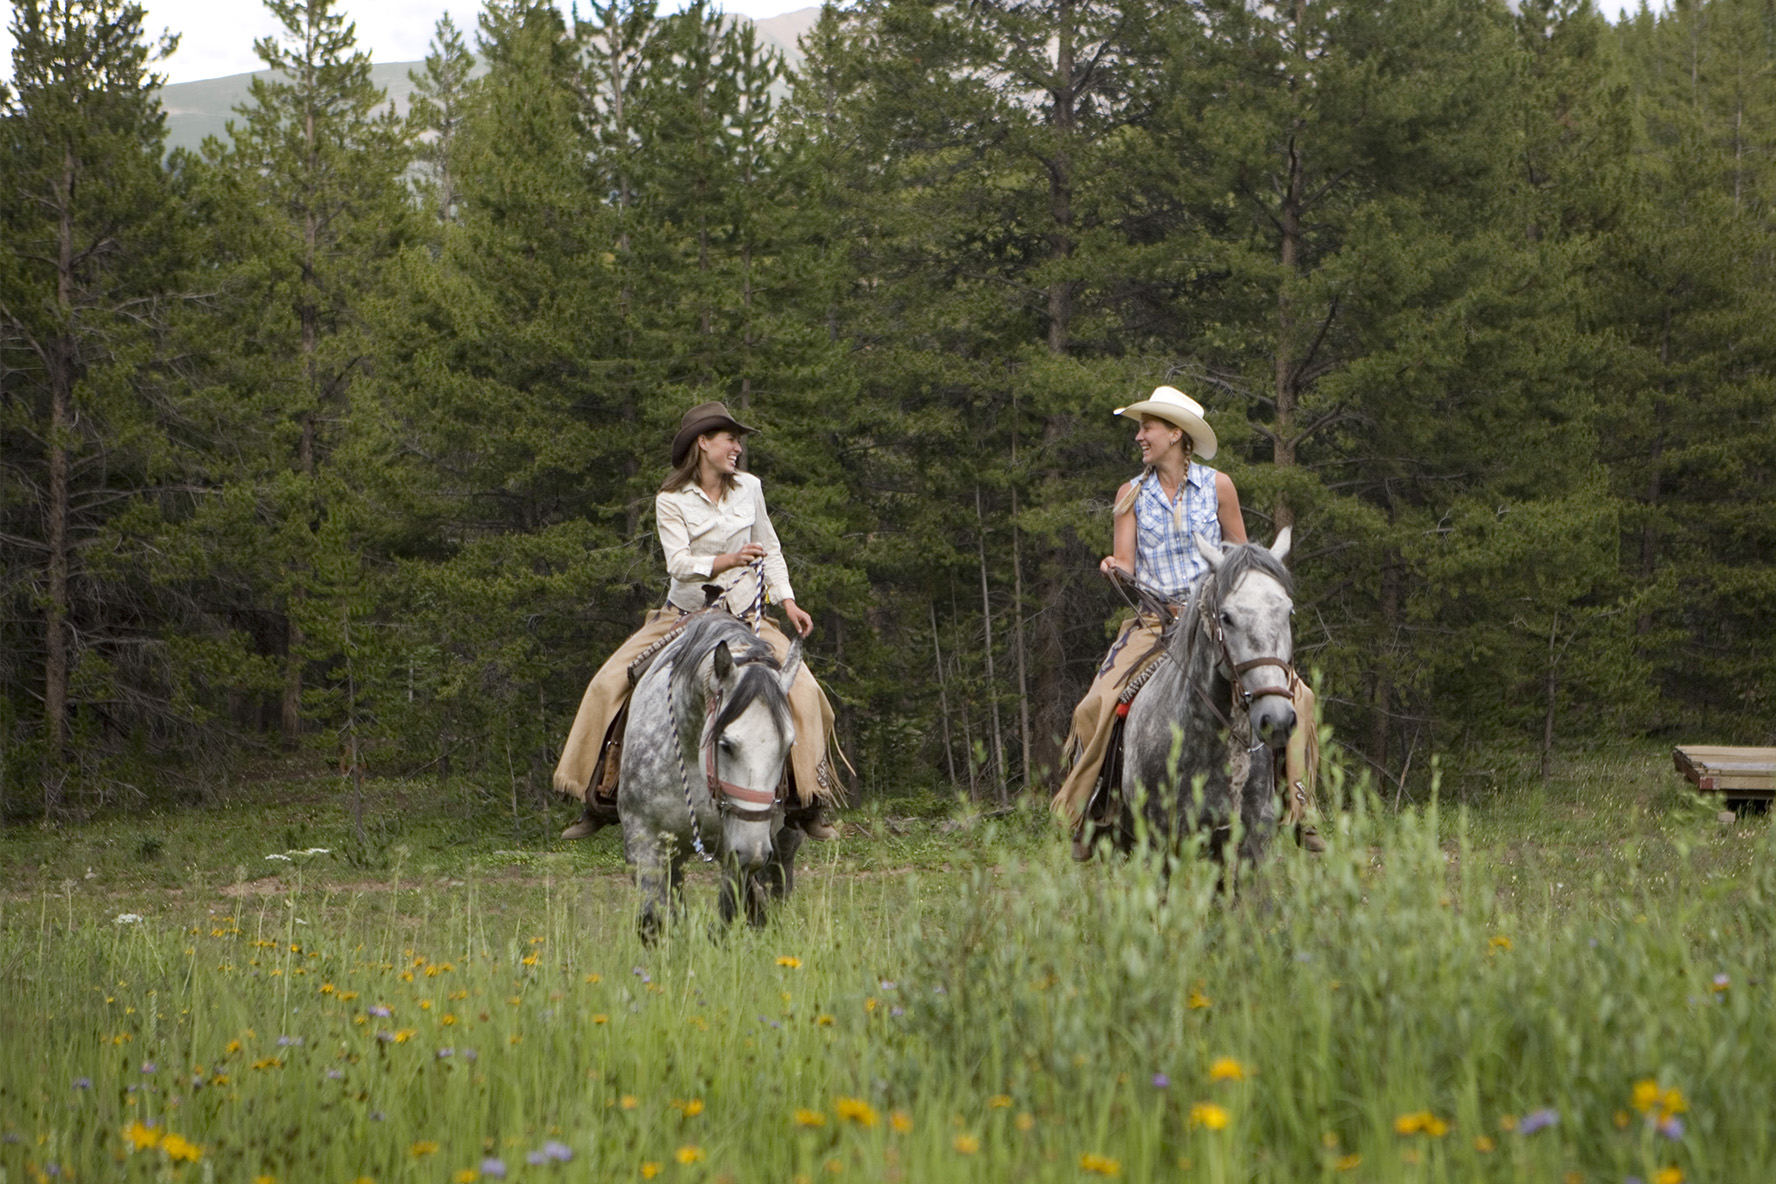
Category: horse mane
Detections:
[
  {"x1": 667, "y1": 613, "x2": 792, "y2": 738},
  {"x1": 1172, "y1": 542, "x2": 1295, "y2": 644}
]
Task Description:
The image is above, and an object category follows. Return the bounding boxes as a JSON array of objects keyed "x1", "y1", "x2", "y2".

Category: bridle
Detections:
[
  {"x1": 666, "y1": 641, "x2": 786, "y2": 862},
  {"x1": 700, "y1": 678, "x2": 783, "y2": 823},
  {"x1": 1200, "y1": 595, "x2": 1296, "y2": 707}
]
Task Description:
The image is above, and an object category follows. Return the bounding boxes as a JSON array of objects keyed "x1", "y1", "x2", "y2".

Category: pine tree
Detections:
[
  {"x1": 408, "y1": 14, "x2": 477, "y2": 227},
  {"x1": 195, "y1": 0, "x2": 413, "y2": 747},
  {"x1": 0, "y1": 0, "x2": 186, "y2": 808}
]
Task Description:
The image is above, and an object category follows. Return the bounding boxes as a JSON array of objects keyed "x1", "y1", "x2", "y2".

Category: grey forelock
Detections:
[
  {"x1": 667, "y1": 613, "x2": 792, "y2": 738},
  {"x1": 1201, "y1": 542, "x2": 1294, "y2": 609}
]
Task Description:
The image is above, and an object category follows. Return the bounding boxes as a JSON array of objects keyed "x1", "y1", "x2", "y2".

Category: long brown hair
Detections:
[{"x1": 659, "y1": 433, "x2": 741, "y2": 497}]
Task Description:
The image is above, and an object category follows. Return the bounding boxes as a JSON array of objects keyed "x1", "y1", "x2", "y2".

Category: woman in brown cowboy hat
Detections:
[
  {"x1": 554, "y1": 401, "x2": 841, "y2": 840},
  {"x1": 1051, "y1": 385, "x2": 1324, "y2": 856}
]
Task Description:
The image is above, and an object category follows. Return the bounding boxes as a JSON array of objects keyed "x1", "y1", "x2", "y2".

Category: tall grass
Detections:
[{"x1": 2, "y1": 777, "x2": 1771, "y2": 1182}]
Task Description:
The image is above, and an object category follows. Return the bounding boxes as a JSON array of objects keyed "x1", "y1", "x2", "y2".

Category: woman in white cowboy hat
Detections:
[
  {"x1": 1050, "y1": 385, "x2": 1325, "y2": 856},
  {"x1": 554, "y1": 401, "x2": 841, "y2": 841}
]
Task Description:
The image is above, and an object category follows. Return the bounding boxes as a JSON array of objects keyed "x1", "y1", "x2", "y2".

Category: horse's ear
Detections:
[
  {"x1": 712, "y1": 640, "x2": 734, "y2": 682},
  {"x1": 1269, "y1": 525, "x2": 1292, "y2": 563},
  {"x1": 779, "y1": 636, "x2": 804, "y2": 689},
  {"x1": 1194, "y1": 531, "x2": 1225, "y2": 572}
]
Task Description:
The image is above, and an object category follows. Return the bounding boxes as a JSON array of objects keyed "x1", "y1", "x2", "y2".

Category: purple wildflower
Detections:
[
  {"x1": 2, "y1": 1133, "x2": 19, "y2": 1144},
  {"x1": 526, "y1": 1150, "x2": 547, "y2": 1167},
  {"x1": 481, "y1": 1158, "x2": 508, "y2": 1179},
  {"x1": 543, "y1": 1141, "x2": 573, "y2": 1162},
  {"x1": 375, "y1": 1031, "x2": 394, "y2": 1042},
  {"x1": 369, "y1": 1110, "x2": 385, "y2": 1122},
  {"x1": 276, "y1": 1035, "x2": 301, "y2": 1047},
  {"x1": 368, "y1": 1005, "x2": 392, "y2": 1018},
  {"x1": 140, "y1": 1062, "x2": 157, "y2": 1074},
  {"x1": 1518, "y1": 1108, "x2": 1559, "y2": 1135},
  {"x1": 325, "y1": 1069, "x2": 344, "y2": 1080},
  {"x1": 43, "y1": 1165, "x2": 61, "y2": 1178},
  {"x1": 890, "y1": 1006, "x2": 904, "y2": 1018},
  {"x1": 1151, "y1": 1073, "x2": 1170, "y2": 1089},
  {"x1": 435, "y1": 1048, "x2": 454, "y2": 1059},
  {"x1": 72, "y1": 1078, "x2": 91, "y2": 1090},
  {"x1": 1657, "y1": 1116, "x2": 1684, "y2": 1140},
  {"x1": 879, "y1": 980, "x2": 897, "y2": 991}
]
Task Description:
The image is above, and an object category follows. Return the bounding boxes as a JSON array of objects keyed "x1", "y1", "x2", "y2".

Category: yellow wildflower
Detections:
[
  {"x1": 987, "y1": 1094, "x2": 1012, "y2": 1109},
  {"x1": 593, "y1": 1014, "x2": 609, "y2": 1025},
  {"x1": 835, "y1": 1097, "x2": 879, "y2": 1127},
  {"x1": 1489, "y1": 934, "x2": 1512, "y2": 950},
  {"x1": 1335, "y1": 1154, "x2": 1361, "y2": 1172},
  {"x1": 674, "y1": 1145, "x2": 704, "y2": 1164},
  {"x1": 824, "y1": 1157, "x2": 844, "y2": 1174},
  {"x1": 254, "y1": 1176, "x2": 275, "y2": 1184},
  {"x1": 776, "y1": 956, "x2": 802, "y2": 968},
  {"x1": 320, "y1": 983, "x2": 336, "y2": 995},
  {"x1": 1015, "y1": 1112, "x2": 1035, "y2": 1132},
  {"x1": 621, "y1": 1095, "x2": 639, "y2": 1110},
  {"x1": 681, "y1": 1098, "x2": 704, "y2": 1117},
  {"x1": 442, "y1": 1014, "x2": 457, "y2": 1026},
  {"x1": 953, "y1": 1134, "x2": 980, "y2": 1155},
  {"x1": 122, "y1": 1121, "x2": 161, "y2": 1151},
  {"x1": 795, "y1": 1108, "x2": 826, "y2": 1127},
  {"x1": 162, "y1": 1133, "x2": 202, "y2": 1163},
  {"x1": 1653, "y1": 1169, "x2": 1683, "y2": 1184},
  {"x1": 1188, "y1": 1102, "x2": 1229, "y2": 1131},
  {"x1": 1079, "y1": 1152, "x2": 1121, "y2": 1176},
  {"x1": 454, "y1": 1172, "x2": 480, "y2": 1184},
  {"x1": 250, "y1": 1057, "x2": 283, "y2": 1070},
  {"x1": 225, "y1": 1040, "x2": 242, "y2": 1054},
  {"x1": 816, "y1": 1014, "x2": 835, "y2": 1027},
  {"x1": 1208, "y1": 1057, "x2": 1247, "y2": 1082},
  {"x1": 1186, "y1": 989, "x2": 1211, "y2": 1010},
  {"x1": 1473, "y1": 1135, "x2": 1495, "y2": 1153},
  {"x1": 410, "y1": 1141, "x2": 439, "y2": 1157},
  {"x1": 640, "y1": 1163, "x2": 661, "y2": 1179},
  {"x1": 393, "y1": 1029, "x2": 416, "y2": 1044},
  {"x1": 889, "y1": 1111, "x2": 913, "y2": 1134},
  {"x1": 521, "y1": 955, "x2": 539, "y2": 967}
]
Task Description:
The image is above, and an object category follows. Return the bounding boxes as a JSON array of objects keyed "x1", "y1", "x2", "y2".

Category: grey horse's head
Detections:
[
  {"x1": 698, "y1": 630, "x2": 801, "y2": 871},
  {"x1": 1193, "y1": 527, "x2": 1297, "y2": 750}
]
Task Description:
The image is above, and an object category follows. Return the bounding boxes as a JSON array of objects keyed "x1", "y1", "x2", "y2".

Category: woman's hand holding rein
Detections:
[{"x1": 712, "y1": 542, "x2": 767, "y2": 574}]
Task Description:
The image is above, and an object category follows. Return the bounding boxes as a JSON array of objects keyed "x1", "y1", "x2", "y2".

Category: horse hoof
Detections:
[{"x1": 1295, "y1": 825, "x2": 1327, "y2": 854}]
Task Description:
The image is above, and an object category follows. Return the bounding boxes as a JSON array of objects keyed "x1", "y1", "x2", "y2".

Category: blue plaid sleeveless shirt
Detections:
[{"x1": 1132, "y1": 463, "x2": 1221, "y2": 600}]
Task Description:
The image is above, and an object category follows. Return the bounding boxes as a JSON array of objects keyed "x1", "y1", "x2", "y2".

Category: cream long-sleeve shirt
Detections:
[{"x1": 656, "y1": 471, "x2": 796, "y2": 616}]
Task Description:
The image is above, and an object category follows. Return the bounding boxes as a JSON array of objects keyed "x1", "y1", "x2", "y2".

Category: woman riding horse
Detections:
[
  {"x1": 1051, "y1": 385, "x2": 1325, "y2": 858},
  {"x1": 555, "y1": 401, "x2": 840, "y2": 841}
]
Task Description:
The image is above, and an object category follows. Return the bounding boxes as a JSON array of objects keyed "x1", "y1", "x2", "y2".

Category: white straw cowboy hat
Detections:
[{"x1": 1114, "y1": 385, "x2": 1218, "y2": 460}]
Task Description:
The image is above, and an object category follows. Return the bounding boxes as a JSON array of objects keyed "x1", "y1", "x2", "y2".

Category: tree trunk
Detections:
[
  {"x1": 931, "y1": 599, "x2": 958, "y2": 789},
  {"x1": 1369, "y1": 558, "x2": 1399, "y2": 773},
  {"x1": 1540, "y1": 613, "x2": 1559, "y2": 781},
  {"x1": 43, "y1": 146, "x2": 76, "y2": 770},
  {"x1": 975, "y1": 487, "x2": 1006, "y2": 801},
  {"x1": 1046, "y1": 0, "x2": 1076, "y2": 355},
  {"x1": 1272, "y1": 5, "x2": 1307, "y2": 533}
]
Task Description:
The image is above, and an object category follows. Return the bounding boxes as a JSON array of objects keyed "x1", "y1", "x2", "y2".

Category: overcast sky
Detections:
[
  {"x1": 4, "y1": 0, "x2": 1649, "y2": 87},
  {"x1": 1, "y1": 1, "x2": 817, "y2": 84}
]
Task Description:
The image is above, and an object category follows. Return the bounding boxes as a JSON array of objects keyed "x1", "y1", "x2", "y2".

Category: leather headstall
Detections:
[{"x1": 700, "y1": 672, "x2": 782, "y2": 822}]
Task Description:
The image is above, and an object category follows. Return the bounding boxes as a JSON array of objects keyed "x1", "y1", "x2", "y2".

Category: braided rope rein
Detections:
[{"x1": 663, "y1": 652, "x2": 716, "y2": 863}]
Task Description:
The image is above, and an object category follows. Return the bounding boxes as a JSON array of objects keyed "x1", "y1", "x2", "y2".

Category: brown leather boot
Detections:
[
  {"x1": 560, "y1": 802, "x2": 617, "y2": 840},
  {"x1": 798, "y1": 804, "x2": 840, "y2": 840},
  {"x1": 1295, "y1": 824, "x2": 1327, "y2": 854}
]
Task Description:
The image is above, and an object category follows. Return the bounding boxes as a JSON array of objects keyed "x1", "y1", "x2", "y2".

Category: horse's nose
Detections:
[{"x1": 1251, "y1": 698, "x2": 1296, "y2": 747}]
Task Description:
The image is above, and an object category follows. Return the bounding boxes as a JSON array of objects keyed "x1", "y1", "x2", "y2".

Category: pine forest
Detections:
[{"x1": 3, "y1": 0, "x2": 1774, "y2": 824}]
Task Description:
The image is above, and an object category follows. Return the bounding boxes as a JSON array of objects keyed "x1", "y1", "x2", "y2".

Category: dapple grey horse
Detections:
[
  {"x1": 1118, "y1": 528, "x2": 1299, "y2": 872},
  {"x1": 617, "y1": 612, "x2": 803, "y2": 939}
]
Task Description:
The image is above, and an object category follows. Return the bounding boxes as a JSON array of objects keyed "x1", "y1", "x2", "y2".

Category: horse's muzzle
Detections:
[{"x1": 1249, "y1": 696, "x2": 1296, "y2": 748}]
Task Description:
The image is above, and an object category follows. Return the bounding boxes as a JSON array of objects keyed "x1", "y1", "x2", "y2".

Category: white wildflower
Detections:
[
  {"x1": 114, "y1": 913, "x2": 144, "y2": 924},
  {"x1": 265, "y1": 854, "x2": 293, "y2": 862}
]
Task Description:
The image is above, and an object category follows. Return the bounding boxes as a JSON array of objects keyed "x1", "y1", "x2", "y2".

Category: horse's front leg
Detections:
[
  {"x1": 627, "y1": 823, "x2": 677, "y2": 944},
  {"x1": 717, "y1": 859, "x2": 744, "y2": 928},
  {"x1": 761, "y1": 823, "x2": 802, "y2": 900},
  {"x1": 1235, "y1": 754, "x2": 1280, "y2": 868}
]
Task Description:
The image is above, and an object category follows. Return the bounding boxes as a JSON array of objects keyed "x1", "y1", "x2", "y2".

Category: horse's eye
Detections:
[
  {"x1": 1220, "y1": 610, "x2": 1234, "y2": 626},
  {"x1": 719, "y1": 737, "x2": 736, "y2": 755}
]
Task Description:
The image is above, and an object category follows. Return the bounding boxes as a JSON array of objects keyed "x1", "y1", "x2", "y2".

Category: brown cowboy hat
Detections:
[{"x1": 670, "y1": 401, "x2": 758, "y2": 467}]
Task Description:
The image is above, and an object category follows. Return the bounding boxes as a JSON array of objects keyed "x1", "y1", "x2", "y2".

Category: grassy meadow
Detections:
[{"x1": 2, "y1": 743, "x2": 1772, "y2": 1183}]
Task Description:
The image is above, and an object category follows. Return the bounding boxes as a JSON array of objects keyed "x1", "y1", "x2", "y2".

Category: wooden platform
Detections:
[{"x1": 1673, "y1": 746, "x2": 1776, "y2": 801}]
